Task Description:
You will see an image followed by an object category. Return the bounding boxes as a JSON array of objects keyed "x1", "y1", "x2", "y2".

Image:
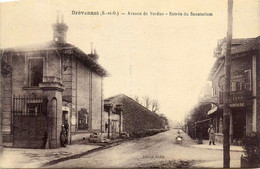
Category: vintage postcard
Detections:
[{"x1": 0, "y1": 0, "x2": 259, "y2": 168}]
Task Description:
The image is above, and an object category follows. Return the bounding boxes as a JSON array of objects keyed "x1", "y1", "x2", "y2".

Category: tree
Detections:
[
  {"x1": 134, "y1": 95, "x2": 139, "y2": 103},
  {"x1": 159, "y1": 114, "x2": 169, "y2": 126},
  {"x1": 133, "y1": 95, "x2": 160, "y2": 113},
  {"x1": 143, "y1": 96, "x2": 151, "y2": 110},
  {"x1": 185, "y1": 103, "x2": 211, "y2": 139},
  {"x1": 151, "y1": 100, "x2": 160, "y2": 113}
]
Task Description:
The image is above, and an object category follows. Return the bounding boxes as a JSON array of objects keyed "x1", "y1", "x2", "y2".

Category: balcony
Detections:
[{"x1": 219, "y1": 90, "x2": 252, "y2": 107}]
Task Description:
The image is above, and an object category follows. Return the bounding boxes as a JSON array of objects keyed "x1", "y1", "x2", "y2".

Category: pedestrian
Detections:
[
  {"x1": 208, "y1": 124, "x2": 215, "y2": 145},
  {"x1": 60, "y1": 125, "x2": 67, "y2": 147},
  {"x1": 64, "y1": 123, "x2": 69, "y2": 144}
]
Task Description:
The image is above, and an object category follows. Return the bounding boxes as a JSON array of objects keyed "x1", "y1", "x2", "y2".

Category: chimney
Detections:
[
  {"x1": 52, "y1": 13, "x2": 69, "y2": 43},
  {"x1": 88, "y1": 43, "x2": 99, "y2": 61}
]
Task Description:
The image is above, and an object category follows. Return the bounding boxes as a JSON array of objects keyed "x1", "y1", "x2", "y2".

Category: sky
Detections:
[{"x1": 0, "y1": 0, "x2": 259, "y2": 122}]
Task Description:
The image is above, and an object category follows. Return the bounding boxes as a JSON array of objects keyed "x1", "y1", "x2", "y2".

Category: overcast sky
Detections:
[{"x1": 1, "y1": 0, "x2": 259, "y2": 122}]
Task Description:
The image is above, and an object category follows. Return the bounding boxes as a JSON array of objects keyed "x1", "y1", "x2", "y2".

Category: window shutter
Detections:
[
  {"x1": 244, "y1": 70, "x2": 251, "y2": 91},
  {"x1": 28, "y1": 59, "x2": 32, "y2": 86}
]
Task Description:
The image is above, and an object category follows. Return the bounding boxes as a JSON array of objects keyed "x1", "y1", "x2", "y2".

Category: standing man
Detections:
[{"x1": 208, "y1": 124, "x2": 216, "y2": 145}]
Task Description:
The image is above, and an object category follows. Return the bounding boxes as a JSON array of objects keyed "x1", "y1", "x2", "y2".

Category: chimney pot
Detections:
[
  {"x1": 52, "y1": 13, "x2": 68, "y2": 43},
  {"x1": 61, "y1": 14, "x2": 64, "y2": 23}
]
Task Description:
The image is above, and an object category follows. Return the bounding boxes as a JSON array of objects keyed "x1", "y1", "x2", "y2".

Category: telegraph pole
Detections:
[
  {"x1": 223, "y1": 0, "x2": 233, "y2": 167},
  {"x1": 0, "y1": 53, "x2": 3, "y2": 157}
]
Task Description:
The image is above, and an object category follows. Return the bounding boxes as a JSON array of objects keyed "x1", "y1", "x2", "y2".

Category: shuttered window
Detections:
[{"x1": 244, "y1": 69, "x2": 251, "y2": 91}]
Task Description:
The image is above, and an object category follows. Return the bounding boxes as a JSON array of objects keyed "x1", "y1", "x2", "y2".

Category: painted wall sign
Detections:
[{"x1": 71, "y1": 116, "x2": 76, "y2": 125}]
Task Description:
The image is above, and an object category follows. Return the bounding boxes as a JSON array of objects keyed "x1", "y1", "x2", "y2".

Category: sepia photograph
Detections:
[{"x1": 0, "y1": 0, "x2": 259, "y2": 168}]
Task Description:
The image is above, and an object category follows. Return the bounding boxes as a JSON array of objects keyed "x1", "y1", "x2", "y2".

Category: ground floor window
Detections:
[{"x1": 78, "y1": 108, "x2": 88, "y2": 130}]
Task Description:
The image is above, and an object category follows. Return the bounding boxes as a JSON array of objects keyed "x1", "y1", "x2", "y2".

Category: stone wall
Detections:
[
  {"x1": 107, "y1": 95, "x2": 165, "y2": 136},
  {"x1": 1, "y1": 53, "x2": 13, "y2": 146},
  {"x1": 256, "y1": 52, "x2": 260, "y2": 135}
]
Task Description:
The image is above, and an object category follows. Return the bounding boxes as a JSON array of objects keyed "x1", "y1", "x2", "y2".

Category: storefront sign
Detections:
[{"x1": 230, "y1": 103, "x2": 244, "y2": 107}]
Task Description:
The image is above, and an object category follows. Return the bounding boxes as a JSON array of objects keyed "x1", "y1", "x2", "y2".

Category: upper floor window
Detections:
[
  {"x1": 230, "y1": 69, "x2": 251, "y2": 91},
  {"x1": 235, "y1": 81, "x2": 241, "y2": 91},
  {"x1": 244, "y1": 70, "x2": 251, "y2": 91},
  {"x1": 28, "y1": 58, "x2": 43, "y2": 87}
]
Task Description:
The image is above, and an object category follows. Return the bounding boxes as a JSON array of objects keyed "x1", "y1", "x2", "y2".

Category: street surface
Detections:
[{"x1": 47, "y1": 129, "x2": 243, "y2": 168}]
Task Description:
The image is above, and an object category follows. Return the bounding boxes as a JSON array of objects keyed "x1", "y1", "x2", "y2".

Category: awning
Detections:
[{"x1": 207, "y1": 106, "x2": 218, "y2": 116}]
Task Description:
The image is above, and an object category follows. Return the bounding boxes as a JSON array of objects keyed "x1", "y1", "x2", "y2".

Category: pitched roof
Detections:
[
  {"x1": 2, "y1": 41, "x2": 108, "y2": 76},
  {"x1": 231, "y1": 36, "x2": 260, "y2": 55},
  {"x1": 208, "y1": 36, "x2": 259, "y2": 80}
]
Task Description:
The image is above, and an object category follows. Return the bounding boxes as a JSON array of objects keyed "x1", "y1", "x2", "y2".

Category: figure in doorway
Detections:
[
  {"x1": 60, "y1": 125, "x2": 67, "y2": 147},
  {"x1": 64, "y1": 122, "x2": 69, "y2": 144},
  {"x1": 208, "y1": 124, "x2": 216, "y2": 145}
]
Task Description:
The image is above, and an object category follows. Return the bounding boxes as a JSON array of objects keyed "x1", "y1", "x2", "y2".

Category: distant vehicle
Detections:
[{"x1": 175, "y1": 135, "x2": 183, "y2": 144}]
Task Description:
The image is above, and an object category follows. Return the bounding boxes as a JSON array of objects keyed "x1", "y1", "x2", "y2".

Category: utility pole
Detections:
[
  {"x1": 0, "y1": 53, "x2": 3, "y2": 157},
  {"x1": 223, "y1": 0, "x2": 233, "y2": 168}
]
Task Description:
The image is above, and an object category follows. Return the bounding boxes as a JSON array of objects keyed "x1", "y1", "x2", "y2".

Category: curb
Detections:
[
  {"x1": 191, "y1": 140, "x2": 243, "y2": 152},
  {"x1": 41, "y1": 139, "x2": 128, "y2": 167},
  {"x1": 192, "y1": 145, "x2": 244, "y2": 152},
  {"x1": 41, "y1": 131, "x2": 165, "y2": 167}
]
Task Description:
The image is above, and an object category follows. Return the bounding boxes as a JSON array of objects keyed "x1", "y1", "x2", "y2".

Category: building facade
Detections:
[
  {"x1": 207, "y1": 36, "x2": 260, "y2": 143},
  {"x1": 1, "y1": 15, "x2": 107, "y2": 148}
]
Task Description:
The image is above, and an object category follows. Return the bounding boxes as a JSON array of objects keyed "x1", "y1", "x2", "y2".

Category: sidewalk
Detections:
[
  {"x1": 71, "y1": 132, "x2": 91, "y2": 144},
  {"x1": 0, "y1": 132, "x2": 126, "y2": 168},
  {"x1": 192, "y1": 140, "x2": 243, "y2": 152},
  {"x1": 191, "y1": 140, "x2": 243, "y2": 168},
  {"x1": 193, "y1": 160, "x2": 241, "y2": 168},
  {"x1": 0, "y1": 144, "x2": 100, "y2": 168},
  {"x1": 0, "y1": 132, "x2": 97, "y2": 168}
]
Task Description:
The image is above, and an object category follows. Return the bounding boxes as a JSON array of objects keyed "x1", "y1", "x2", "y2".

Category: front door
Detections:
[{"x1": 232, "y1": 110, "x2": 246, "y2": 140}]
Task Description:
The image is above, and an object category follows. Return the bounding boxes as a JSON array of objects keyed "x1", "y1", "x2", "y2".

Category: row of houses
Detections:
[
  {"x1": 192, "y1": 36, "x2": 260, "y2": 144},
  {"x1": 0, "y1": 15, "x2": 167, "y2": 148}
]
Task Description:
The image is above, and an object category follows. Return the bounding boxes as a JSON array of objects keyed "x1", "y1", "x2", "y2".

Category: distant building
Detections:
[
  {"x1": 104, "y1": 94, "x2": 165, "y2": 137},
  {"x1": 207, "y1": 36, "x2": 260, "y2": 143},
  {"x1": 1, "y1": 15, "x2": 107, "y2": 148}
]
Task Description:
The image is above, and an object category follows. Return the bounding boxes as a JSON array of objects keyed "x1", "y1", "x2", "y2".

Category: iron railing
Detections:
[
  {"x1": 13, "y1": 95, "x2": 47, "y2": 116},
  {"x1": 219, "y1": 90, "x2": 252, "y2": 106}
]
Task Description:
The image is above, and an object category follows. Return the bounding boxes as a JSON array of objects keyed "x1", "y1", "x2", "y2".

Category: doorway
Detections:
[
  {"x1": 62, "y1": 107, "x2": 70, "y2": 144},
  {"x1": 232, "y1": 109, "x2": 246, "y2": 140}
]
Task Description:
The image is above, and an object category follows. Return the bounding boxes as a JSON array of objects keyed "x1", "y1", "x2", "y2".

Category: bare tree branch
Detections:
[
  {"x1": 151, "y1": 99, "x2": 160, "y2": 113},
  {"x1": 143, "y1": 96, "x2": 151, "y2": 110},
  {"x1": 134, "y1": 95, "x2": 139, "y2": 104}
]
